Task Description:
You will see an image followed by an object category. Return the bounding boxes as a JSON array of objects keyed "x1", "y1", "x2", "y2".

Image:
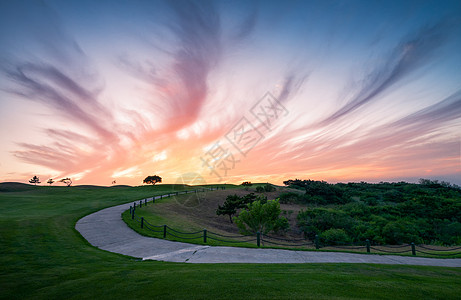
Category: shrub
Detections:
[
  {"x1": 255, "y1": 186, "x2": 264, "y2": 193},
  {"x1": 297, "y1": 208, "x2": 356, "y2": 240},
  {"x1": 234, "y1": 198, "x2": 289, "y2": 235},
  {"x1": 321, "y1": 228, "x2": 351, "y2": 246},
  {"x1": 264, "y1": 183, "x2": 276, "y2": 192},
  {"x1": 278, "y1": 192, "x2": 301, "y2": 204},
  {"x1": 381, "y1": 220, "x2": 422, "y2": 244}
]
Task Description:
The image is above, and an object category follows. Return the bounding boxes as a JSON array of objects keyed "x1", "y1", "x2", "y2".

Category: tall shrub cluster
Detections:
[{"x1": 284, "y1": 179, "x2": 461, "y2": 245}]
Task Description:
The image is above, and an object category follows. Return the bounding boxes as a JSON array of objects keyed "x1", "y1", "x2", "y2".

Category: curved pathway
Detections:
[{"x1": 76, "y1": 194, "x2": 461, "y2": 267}]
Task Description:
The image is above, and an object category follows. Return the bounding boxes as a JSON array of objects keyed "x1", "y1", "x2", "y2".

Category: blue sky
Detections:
[{"x1": 0, "y1": 0, "x2": 460, "y2": 185}]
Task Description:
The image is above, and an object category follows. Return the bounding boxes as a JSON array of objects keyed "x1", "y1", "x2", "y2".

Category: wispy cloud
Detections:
[
  {"x1": 320, "y1": 21, "x2": 456, "y2": 126},
  {"x1": 0, "y1": 1, "x2": 123, "y2": 180},
  {"x1": 3, "y1": 62, "x2": 114, "y2": 139},
  {"x1": 1, "y1": 1, "x2": 460, "y2": 185}
]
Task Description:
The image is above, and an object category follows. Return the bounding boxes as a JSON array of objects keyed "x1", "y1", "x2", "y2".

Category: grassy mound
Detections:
[{"x1": 0, "y1": 182, "x2": 38, "y2": 192}]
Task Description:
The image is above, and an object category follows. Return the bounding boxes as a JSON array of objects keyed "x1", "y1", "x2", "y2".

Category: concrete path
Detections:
[{"x1": 76, "y1": 194, "x2": 461, "y2": 267}]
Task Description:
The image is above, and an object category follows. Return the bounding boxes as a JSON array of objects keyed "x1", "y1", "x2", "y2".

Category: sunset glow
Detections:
[{"x1": 1, "y1": 0, "x2": 460, "y2": 186}]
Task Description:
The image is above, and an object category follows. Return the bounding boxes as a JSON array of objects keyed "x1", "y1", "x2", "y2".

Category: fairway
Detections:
[{"x1": 1, "y1": 183, "x2": 460, "y2": 299}]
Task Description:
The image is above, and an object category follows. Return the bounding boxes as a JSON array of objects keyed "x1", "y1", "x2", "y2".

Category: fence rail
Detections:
[{"x1": 126, "y1": 189, "x2": 461, "y2": 257}]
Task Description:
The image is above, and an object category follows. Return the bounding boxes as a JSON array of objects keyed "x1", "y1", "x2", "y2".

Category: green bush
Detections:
[
  {"x1": 321, "y1": 228, "x2": 351, "y2": 245},
  {"x1": 381, "y1": 220, "x2": 422, "y2": 244},
  {"x1": 289, "y1": 178, "x2": 461, "y2": 245},
  {"x1": 234, "y1": 198, "x2": 289, "y2": 235},
  {"x1": 279, "y1": 192, "x2": 301, "y2": 204},
  {"x1": 297, "y1": 208, "x2": 356, "y2": 240},
  {"x1": 264, "y1": 183, "x2": 276, "y2": 192}
]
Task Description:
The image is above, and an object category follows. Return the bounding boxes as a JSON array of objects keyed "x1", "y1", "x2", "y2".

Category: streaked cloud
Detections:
[{"x1": 0, "y1": 0, "x2": 460, "y2": 185}]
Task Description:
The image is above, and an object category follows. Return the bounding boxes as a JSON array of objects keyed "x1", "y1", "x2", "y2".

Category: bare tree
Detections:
[{"x1": 59, "y1": 178, "x2": 72, "y2": 187}]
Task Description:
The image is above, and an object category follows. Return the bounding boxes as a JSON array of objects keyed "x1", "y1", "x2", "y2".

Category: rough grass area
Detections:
[
  {"x1": 1, "y1": 182, "x2": 460, "y2": 299},
  {"x1": 124, "y1": 187, "x2": 461, "y2": 258}
]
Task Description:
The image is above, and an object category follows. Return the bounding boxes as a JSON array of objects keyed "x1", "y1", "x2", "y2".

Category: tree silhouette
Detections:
[
  {"x1": 143, "y1": 175, "x2": 162, "y2": 185},
  {"x1": 216, "y1": 194, "x2": 242, "y2": 223},
  {"x1": 241, "y1": 181, "x2": 252, "y2": 191},
  {"x1": 216, "y1": 193, "x2": 257, "y2": 223},
  {"x1": 29, "y1": 176, "x2": 40, "y2": 185},
  {"x1": 59, "y1": 178, "x2": 72, "y2": 187},
  {"x1": 47, "y1": 178, "x2": 54, "y2": 185}
]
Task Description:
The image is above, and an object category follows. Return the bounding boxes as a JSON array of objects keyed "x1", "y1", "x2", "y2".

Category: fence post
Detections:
[
  {"x1": 163, "y1": 225, "x2": 167, "y2": 238},
  {"x1": 131, "y1": 207, "x2": 135, "y2": 219},
  {"x1": 145, "y1": 199, "x2": 147, "y2": 205},
  {"x1": 141, "y1": 217, "x2": 144, "y2": 229},
  {"x1": 257, "y1": 232, "x2": 260, "y2": 247},
  {"x1": 139, "y1": 201, "x2": 142, "y2": 208},
  {"x1": 411, "y1": 242, "x2": 416, "y2": 256},
  {"x1": 129, "y1": 206, "x2": 132, "y2": 214},
  {"x1": 315, "y1": 235, "x2": 319, "y2": 249},
  {"x1": 366, "y1": 239, "x2": 370, "y2": 253},
  {"x1": 203, "y1": 229, "x2": 207, "y2": 244}
]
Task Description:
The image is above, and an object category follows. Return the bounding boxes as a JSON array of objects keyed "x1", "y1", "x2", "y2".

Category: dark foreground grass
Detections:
[{"x1": 1, "y1": 183, "x2": 460, "y2": 299}]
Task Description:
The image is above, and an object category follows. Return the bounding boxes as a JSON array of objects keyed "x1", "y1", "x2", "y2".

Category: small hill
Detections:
[
  {"x1": 0, "y1": 182, "x2": 38, "y2": 192},
  {"x1": 73, "y1": 185, "x2": 110, "y2": 189},
  {"x1": 110, "y1": 185, "x2": 133, "y2": 188}
]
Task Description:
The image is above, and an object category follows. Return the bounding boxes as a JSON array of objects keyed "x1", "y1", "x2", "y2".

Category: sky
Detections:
[{"x1": 0, "y1": 0, "x2": 460, "y2": 186}]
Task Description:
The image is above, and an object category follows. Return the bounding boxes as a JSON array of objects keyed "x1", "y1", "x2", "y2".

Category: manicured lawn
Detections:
[{"x1": 1, "y1": 183, "x2": 460, "y2": 299}]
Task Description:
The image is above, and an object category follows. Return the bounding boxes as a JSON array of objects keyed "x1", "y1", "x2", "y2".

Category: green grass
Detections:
[{"x1": 1, "y1": 183, "x2": 460, "y2": 299}]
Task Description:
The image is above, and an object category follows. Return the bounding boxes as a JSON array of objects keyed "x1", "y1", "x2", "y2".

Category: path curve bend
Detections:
[{"x1": 76, "y1": 195, "x2": 461, "y2": 266}]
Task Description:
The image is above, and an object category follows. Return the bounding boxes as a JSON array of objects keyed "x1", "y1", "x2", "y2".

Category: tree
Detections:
[
  {"x1": 255, "y1": 183, "x2": 276, "y2": 193},
  {"x1": 216, "y1": 195, "x2": 242, "y2": 223},
  {"x1": 216, "y1": 193, "x2": 258, "y2": 223},
  {"x1": 241, "y1": 181, "x2": 252, "y2": 191},
  {"x1": 59, "y1": 178, "x2": 72, "y2": 187},
  {"x1": 233, "y1": 198, "x2": 289, "y2": 235},
  {"x1": 284, "y1": 179, "x2": 343, "y2": 204},
  {"x1": 47, "y1": 178, "x2": 54, "y2": 185},
  {"x1": 29, "y1": 176, "x2": 40, "y2": 185},
  {"x1": 143, "y1": 175, "x2": 162, "y2": 185}
]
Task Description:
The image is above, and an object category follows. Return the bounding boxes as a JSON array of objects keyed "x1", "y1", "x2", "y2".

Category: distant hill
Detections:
[
  {"x1": 74, "y1": 185, "x2": 133, "y2": 189},
  {"x1": 0, "y1": 182, "x2": 237, "y2": 192},
  {"x1": 0, "y1": 182, "x2": 38, "y2": 192}
]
